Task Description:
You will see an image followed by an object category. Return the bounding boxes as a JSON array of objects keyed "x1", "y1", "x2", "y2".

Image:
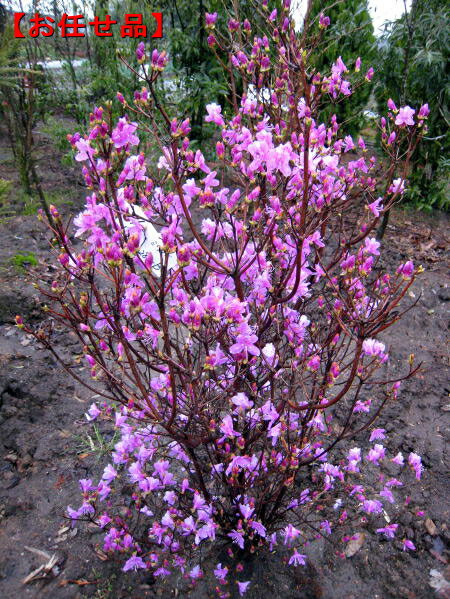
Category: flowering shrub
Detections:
[{"x1": 19, "y1": 2, "x2": 429, "y2": 596}]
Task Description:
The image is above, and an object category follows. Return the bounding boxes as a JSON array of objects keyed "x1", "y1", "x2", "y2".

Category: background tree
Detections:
[
  {"x1": 157, "y1": 0, "x2": 283, "y2": 142},
  {"x1": 307, "y1": 0, "x2": 376, "y2": 135},
  {"x1": 375, "y1": 0, "x2": 449, "y2": 211}
]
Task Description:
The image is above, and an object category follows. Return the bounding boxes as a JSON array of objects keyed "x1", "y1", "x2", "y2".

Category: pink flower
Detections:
[
  {"x1": 391, "y1": 452, "x2": 404, "y2": 466},
  {"x1": 418, "y1": 103, "x2": 430, "y2": 119},
  {"x1": 75, "y1": 138, "x2": 96, "y2": 163},
  {"x1": 205, "y1": 103, "x2": 225, "y2": 127},
  {"x1": 230, "y1": 329, "x2": 260, "y2": 361},
  {"x1": 408, "y1": 452, "x2": 423, "y2": 480},
  {"x1": 397, "y1": 261, "x2": 414, "y2": 279},
  {"x1": 111, "y1": 118, "x2": 139, "y2": 148},
  {"x1": 368, "y1": 197, "x2": 384, "y2": 217},
  {"x1": 365, "y1": 67, "x2": 374, "y2": 81},
  {"x1": 364, "y1": 237, "x2": 380, "y2": 256},
  {"x1": 307, "y1": 355, "x2": 321, "y2": 371},
  {"x1": 362, "y1": 339, "x2": 386, "y2": 358},
  {"x1": 387, "y1": 98, "x2": 397, "y2": 112},
  {"x1": 387, "y1": 131, "x2": 396, "y2": 145},
  {"x1": 395, "y1": 106, "x2": 415, "y2": 127}
]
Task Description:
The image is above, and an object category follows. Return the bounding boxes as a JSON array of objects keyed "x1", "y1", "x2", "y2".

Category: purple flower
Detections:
[
  {"x1": 369, "y1": 428, "x2": 386, "y2": 442},
  {"x1": 220, "y1": 415, "x2": 241, "y2": 440},
  {"x1": 214, "y1": 563, "x2": 228, "y2": 581},
  {"x1": 189, "y1": 565, "x2": 203, "y2": 580},
  {"x1": 395, "y1": 106, "x2": 415, "y2": 127},
  {"x1": 239, "y1": 503, "x2": 254, "y2": 520},
  {"x1": 154, "y1": 567, "x2": 171, "y2": 577},
  {"x1": 205, "y1": 12, "x2": 218, "y2": 27},
  {"x1": 85, "y1": 402, "x2": 100, "y2": 421},
  {"x1": 362, "y1": 499, "x2": 383, "y2": 514},
  {"x1": 97, "y1": 513, "x2": 111, "y2": 528},
  {"x1": 232, "y1": 392, "x2": 254, "y2": 411},
  {"x1": 288, "y1": 549, "x2": 307, "y2": 566},
  {"x1": 380, "y1": 486, "x2": 395, "y2": 503},
  {"x1": 366, "y1": 443, "x2": 386, "y2": 464},
  {"x1": 402, "y1": 539, "x2": 416, "y2": 551},
  {"x1": 376, "y1": 523, "x2": 398, "y2": 539},
  {"x1": 250, "y1": 521, "x2": 266, "y2": 537},
  {"x1": 283, "y1": 524, "x2": 300, "y2": 545},
  {"x1": 79, "y1": 478, "x2": 94, "y2": 493},
  {"x1": 228, "y1": 529, "x2": 245, "y2": 549},
  {"x1": 230, "y1": 330, "x2": 260, "y2": 361},
  {"x1": 123, "y1": 555, "x2": 146, "y2": 572},
  {"x1": 237, "y1": 581, "x2": 251, "y2": 596},
  {"x1": 136, "y1": 42, "x2": 145, "y2": 62},
  {"x1": 102, "y1": 464, "x2": 117, "y2": 483},
  {"x1": 319, "y1": 13, "x2": 330, "y2": 28},
  {"x1": 67, "y1": 506, "x2": 80, "y2": 522}
]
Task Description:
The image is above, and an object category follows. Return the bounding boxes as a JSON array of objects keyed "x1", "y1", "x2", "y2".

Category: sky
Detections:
[
  {"x1": 292, "y1": 0, "x2": 412, "y2": 35},
  {"x1": 369, "y1": 0, "x2": 412, "y2": 35}
]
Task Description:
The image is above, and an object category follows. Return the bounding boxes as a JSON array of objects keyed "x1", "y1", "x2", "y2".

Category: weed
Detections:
[{"x1": 75, "y1": 424, "x2": 119, "y2": 461}]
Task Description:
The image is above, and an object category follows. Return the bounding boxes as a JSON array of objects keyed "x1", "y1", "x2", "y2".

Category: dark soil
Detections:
[{"x1": 0, "y1": 125, "x2": 449, "y2": 599}]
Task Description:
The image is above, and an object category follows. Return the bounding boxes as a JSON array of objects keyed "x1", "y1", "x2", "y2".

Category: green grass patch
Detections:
[{"x1": 11, "y1": 252, "x2": 38, "y2": 270}]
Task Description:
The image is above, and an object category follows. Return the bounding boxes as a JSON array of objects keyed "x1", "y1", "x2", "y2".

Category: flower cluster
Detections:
[{"x1": 23, "y1": 3, "x2": 427, "y2": 596}]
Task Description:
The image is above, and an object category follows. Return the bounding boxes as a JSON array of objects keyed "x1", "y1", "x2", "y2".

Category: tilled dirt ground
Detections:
[{"x1": 0, "y1": 128, "x2": 449, "y2": 599}]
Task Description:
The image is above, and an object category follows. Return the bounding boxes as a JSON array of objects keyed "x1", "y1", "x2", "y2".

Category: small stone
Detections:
[
  {"x1": 438, "y1": 287, "x2": 450, "y2": 302},
  {"x1": 345, "y1": 533, "x2": 365, "y2": 557},
  {"x1": 425, "y1": 518, "x2": 438, "y2": 536}
]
